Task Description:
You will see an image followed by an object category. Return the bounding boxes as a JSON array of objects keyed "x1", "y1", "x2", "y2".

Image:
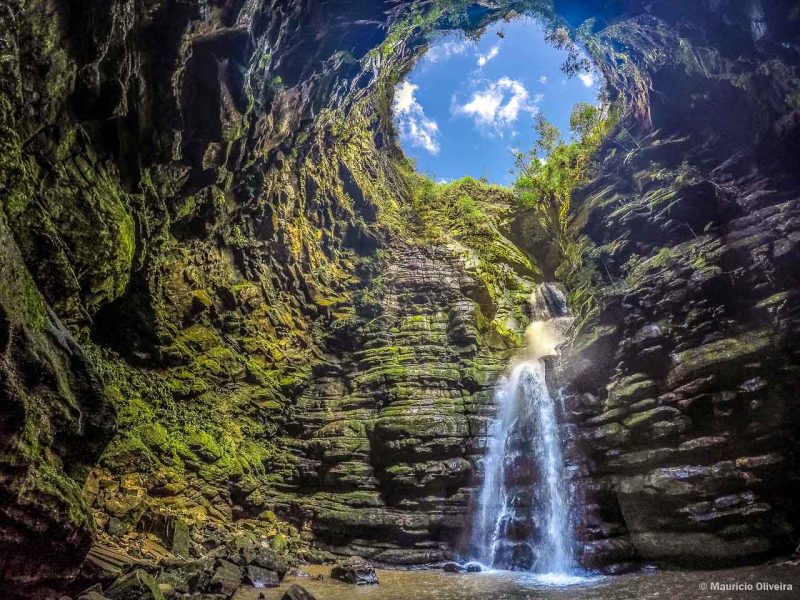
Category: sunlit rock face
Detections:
[{"x1": 1, "y1": 0, "x2": 799, "y2": 596}]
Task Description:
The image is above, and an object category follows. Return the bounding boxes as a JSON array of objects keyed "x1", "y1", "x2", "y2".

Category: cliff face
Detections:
[
  {"x1": 1, "y1": 1, "x2": 391, "y2": 594},
  {"x1": 1, "y1": 1, "x2": 537, "y2": 594},
  {"x1": 552, "y1": 0, "x2": 800, "y2": 570},
  {"x1": 1, "y1": 0, "x2": 799, "y2": 596}
]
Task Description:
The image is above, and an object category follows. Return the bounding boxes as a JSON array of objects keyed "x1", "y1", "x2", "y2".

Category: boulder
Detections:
[
  {"x1": 492, "y1": 541, "x2": 535, "y2": 571},
  {"x1": 249, "y1": 548, "x2": 289, "y2": 579},
  {"x1": 105, "y1": 569, "x2": 165, "y2": 600},
  {"x1": 207, "y1": 559, "x2": 243, "y2": 596},
  {"x1": 170, "y1": 518, "x2": 191, "y2": 559},
  {"x1": 281, "y1": 584, "x2": 317, "y2": 600},
  {"x1": 78, "y1": 586, "x2": 112, "y2": 600},
  {"x1": 79, "y1": 593, "x2": 111, "y2": 600},
  {"x1": 329, "y1": 556, "x2": 378, "y2": 585},
  {"x1": 155, "y1": 558, "x2": 211, "y2": 595},
  {"x1": 244, "y1": 565, "x2": 279, "y2": 588},
  {"x1": 78, "y1": 583, "x2": 106, "y2": 599},
  {"x1": 441, "y1": 562, "x2": 463, "y2": 573},
  {"x1": 601, "y1": 562, "x2": 639, "y2": 575}
]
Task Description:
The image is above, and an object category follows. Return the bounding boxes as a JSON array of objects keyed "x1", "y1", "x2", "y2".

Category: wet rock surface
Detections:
[
  {"x1": 557, "y1": 0, "x2": 800, "y2": 569},
  {"x1": 564, "y1": 158, "x2": 800, "y2": 566},
  {"x1": 329, "y1": 556, "x2": 378, "y2": 585},
  {"x1": 280, "y1": 584, "x2": 316, "y2": 600},
  {"x1": 268, "y1": 242, "x2": 530, "y2": 564},
  {"x1": 1, "y1": 0, "x2": 799, "y2": 596}
]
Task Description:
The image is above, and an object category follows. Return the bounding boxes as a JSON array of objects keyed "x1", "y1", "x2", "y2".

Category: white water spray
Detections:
[{"x1": 471, "y1": 283, "x2": 578, "y2": 577}]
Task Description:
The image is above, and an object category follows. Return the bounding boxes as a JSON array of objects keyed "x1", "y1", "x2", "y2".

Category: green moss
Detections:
[
  {"x1": 606, "y1": 375, "x2": 657, "y2": 409},
  {"x1": 167, "y1": 368, "x2": 210, "y2": 397},
  {"x1": 669, "y1": 331, "x2": 775, "y2": 385},
  {"x1": 180, "y1": 324, "x2": 220, "y2": 351},
  {"x1": 270, "y1": 533, "x2": 289, "y2": 553},
  {"x1": 191, "y1": 289, "x2": 213, "y2": 310},
  {"x1": 626, "y1": 246, "x2": 677, "y2": 286},
  {"x1": 100, "y1": 431, "x2": 160, "y2": 472},
  {"x1": 199, "y1": 346, "x2": 244, "y2": 378},
  {"x1": 385, "y1": 464, "x2": 414, "y2": 477},
  {"x1": 21, "y1": 268, "x2": 49, "y2": 331},
  {"x1": 185, "y1": 428, "x2": 223, "y2": 462},
  {"x1": 650, "y1": 247, "x2": 676, "y2": 268}
]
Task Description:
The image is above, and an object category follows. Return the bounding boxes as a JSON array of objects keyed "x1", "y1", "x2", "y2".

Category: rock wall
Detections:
[
  {"x1": 0, "y1": 0, "x2": 402, "y2": 595},
  {"x1": 556, "y1": 0, "x2": 800, "y2": 569},
  {"x1": 270, "y1": 236, "x2": 535, "y2": 564},
  {"x1": 0, "y1": 1, "x2": 538, "y2": 594},
  {"x1": 1, "y1": 0, "x2": 800, "y2": 596}
]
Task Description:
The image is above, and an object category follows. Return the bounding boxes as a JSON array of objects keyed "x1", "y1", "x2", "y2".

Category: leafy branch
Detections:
[{"x1": 512, "y1": 101, "x2": 618, "y2": 326}]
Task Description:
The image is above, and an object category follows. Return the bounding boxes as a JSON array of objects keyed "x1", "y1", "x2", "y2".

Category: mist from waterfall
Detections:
[{"x1": 471, "y1": 283, "x2": 580, "y2": 579}]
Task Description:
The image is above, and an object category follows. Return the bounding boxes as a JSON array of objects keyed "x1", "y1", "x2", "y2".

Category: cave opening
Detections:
[
  {"x1": 379, "y1": 8, "x2": 617, "y2": 578},
  {"x1": 392, "y1": 14, "x2": 605, "y2": 186},
  {"x1": 3, "y1": 0, "x2": 800, "y2": 597},
  {"x1": 380, "y1": 8, "x2": 619, "y2": 286}
]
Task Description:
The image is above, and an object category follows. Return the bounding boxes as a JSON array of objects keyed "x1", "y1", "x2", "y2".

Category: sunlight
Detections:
[{"x1": 393, "y1": 15, "x2": 602, "y2": 185}]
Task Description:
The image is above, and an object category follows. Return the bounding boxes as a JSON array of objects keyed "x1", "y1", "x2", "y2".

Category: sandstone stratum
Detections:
[{"x1": 1, "y1": 1, "x2": 799, "y2": 599}]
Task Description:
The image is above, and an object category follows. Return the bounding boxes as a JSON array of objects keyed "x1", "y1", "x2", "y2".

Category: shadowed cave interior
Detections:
[{"x1": 1, "y1": 1, "x2": 800, "y2": 599}]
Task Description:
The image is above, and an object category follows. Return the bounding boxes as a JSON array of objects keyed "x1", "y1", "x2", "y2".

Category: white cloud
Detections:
[
  {"x1": 423, "y1": 40, "x2": 469, "y2": 64},
  {"x1": 393, "y1": 80, "x2": 417, "y2": 114},
  {"x1": 539, "y1": 75, "x2": 548, "y2": 85},
  {"x1": 578, "y1": 71, "x2": 596, "y2": 87},
  {"x1": 477, "y1": 45, "x2": 500, "y2": 67},
  {"x1": 455, "y1": 77, "x2": 541, "y2": 130},
  {"x1": 393, "y1": 81, "x2": 440, "y2": 155}
]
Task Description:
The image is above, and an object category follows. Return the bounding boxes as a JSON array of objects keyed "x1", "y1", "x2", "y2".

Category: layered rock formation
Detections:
[
  {"x1": 557, "y1": 0, "x2": 800, "y2": 569},
  {"x1": 270, "y1": 237, "x2": 534, "y2": 565},
  {"x1": 1, "y1": 0, "x2": 799, "y2": 597}
]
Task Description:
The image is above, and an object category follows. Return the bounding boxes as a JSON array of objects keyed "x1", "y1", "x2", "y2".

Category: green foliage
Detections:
[
  {"x1": 514, "y1": 102, "x2": 616, "y2": 242},
  {"x1": 396, "y1": 162, "x2": 511, "y2": 240},
  {"x1": 392, "y1": 165, "x2": 537, "y2": 335},
  {"x1": 543, "y1": 25, "x2": 592, "y2": 77},
  {"x1": 512, "y1": 101, "x2": 617, "y2": 325}
]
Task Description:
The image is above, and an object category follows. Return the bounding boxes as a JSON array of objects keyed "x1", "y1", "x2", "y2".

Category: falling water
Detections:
[
  {"x1": 471, "y1": 283, "x2": 578, "y2": 577},
  {"x1": 750, "y1": 0, "x2": 768, "y2": 41}
]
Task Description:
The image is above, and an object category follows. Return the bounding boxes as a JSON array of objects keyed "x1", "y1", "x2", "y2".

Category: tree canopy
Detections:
[{"x1": 512, "y1": 101, "x2": 616, "y2": 247}]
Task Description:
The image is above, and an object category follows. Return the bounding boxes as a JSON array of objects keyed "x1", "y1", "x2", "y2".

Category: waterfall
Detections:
[
  {"x1": 749, "y1": 0, "x2": 767, "y2": 41},
  {"x1": 471, "y1": 283, "x2": 578, "y2": 576}
]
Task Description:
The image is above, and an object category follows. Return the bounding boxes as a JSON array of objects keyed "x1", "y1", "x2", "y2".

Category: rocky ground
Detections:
[
  {"x1": 2, "y1": 1, "x2": 800, "y2": 598},
  {"x1": 63, "y1": 540, "x2": 378, "y2": 599}
]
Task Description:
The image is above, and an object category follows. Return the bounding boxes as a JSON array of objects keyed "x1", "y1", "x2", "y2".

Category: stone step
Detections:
[{"x1": 83, "y1": 544, "x2": 155, "y2": 580}]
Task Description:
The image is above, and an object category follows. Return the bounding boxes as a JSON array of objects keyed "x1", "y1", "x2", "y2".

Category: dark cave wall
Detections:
[
  {"x1": 1, "y1": 0, "x2": 799, "y2": 595},
  {"x1": 558, "y1": 0, "x2": 800, "y2": 569},
  {"x1": 0, "y1": 0, "x2": 402, "y2": 594}
]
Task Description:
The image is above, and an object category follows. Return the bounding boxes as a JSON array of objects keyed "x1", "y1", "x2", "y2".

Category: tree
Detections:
[
  {"x1": 544, "y1": 26, "x2": 593, "y2": 78},
  {"x1": 511, "y1": 101, "x2": 616, "y2": 328},
  {"x1": 512, "y1": 102, "x2": 616, "y2": 257}
]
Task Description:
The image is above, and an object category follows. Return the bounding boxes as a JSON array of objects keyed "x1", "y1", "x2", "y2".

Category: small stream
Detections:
[{"x1": 247, "y1": 561, "x2": 799, "y2": 600}]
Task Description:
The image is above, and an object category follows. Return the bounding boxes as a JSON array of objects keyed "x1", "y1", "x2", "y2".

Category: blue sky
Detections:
[{"x1": 393, "y1": 17, "x2": 601, "y2": 185}]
